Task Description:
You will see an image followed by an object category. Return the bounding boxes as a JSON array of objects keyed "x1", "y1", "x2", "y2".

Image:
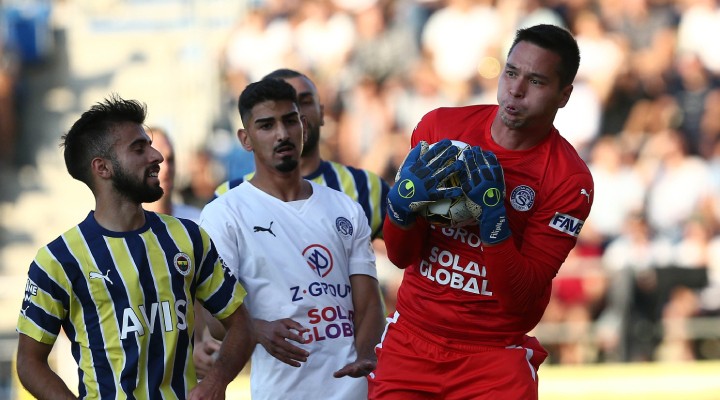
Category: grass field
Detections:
[
  {"x1": 12, "y1": 357, "x2": 720, "y2": 399},
  {"x1": 223, "y1": 361, "x2": 720, "y2": 399}
]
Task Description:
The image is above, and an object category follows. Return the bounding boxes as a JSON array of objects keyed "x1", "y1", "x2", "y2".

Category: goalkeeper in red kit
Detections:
[{"x1": 368, "y1": 24, "x2": 594, "y2": 399}]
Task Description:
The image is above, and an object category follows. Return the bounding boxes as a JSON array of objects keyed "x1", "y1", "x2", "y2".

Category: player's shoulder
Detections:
[
  {"x1": 549, "y1": 131, "x2": 593, "y2": 181},
  {"x1": 326, "y1": 160, "x2": 387, "y2": 186},
  {"x1": 310, "y1": 180, "x2": 357, "y2": 204},
  {"x1": 414, "y1": 105, "x2": 497, "y2": 144},
  {"x1": 212, "y1": 177, "x2": 246, "y2": 200}
]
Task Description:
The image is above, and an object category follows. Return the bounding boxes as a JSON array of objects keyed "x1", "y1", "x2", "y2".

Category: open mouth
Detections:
[{"x1": 147, "y1": 167, "x2": 160, "y2": 179}]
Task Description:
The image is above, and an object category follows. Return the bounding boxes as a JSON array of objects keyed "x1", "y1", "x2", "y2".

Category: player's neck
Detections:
[
  {"x1": 300, "y1": 153, "x2": 322, "y2": 176},
  {"x1": 490, "y1": 118, "x2": 552, "y2": 151},
  {"x1": 249, "y1": 170, "x2": 312, "y2": 202},
  {"x1": 143, "y1": 196, "x2": 172, "y2": 215},
  {"x1": 94, "y1": 196, "x2": 147, "y2": 232}
]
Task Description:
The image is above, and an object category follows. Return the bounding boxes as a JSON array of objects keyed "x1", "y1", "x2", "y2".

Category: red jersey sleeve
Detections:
[{"x1": 483, "y1": 150, "x2": 594, "y2": 315}]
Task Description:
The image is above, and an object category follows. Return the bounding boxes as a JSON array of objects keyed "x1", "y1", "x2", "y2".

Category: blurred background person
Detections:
[{"x1": 143, "y1": 127, "x2": 202, "y2": 221}]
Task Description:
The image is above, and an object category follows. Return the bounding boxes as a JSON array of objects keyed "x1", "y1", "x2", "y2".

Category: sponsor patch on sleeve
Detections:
[{"x1": 549, "y1": 212, "x2": 585, "y2": 237}]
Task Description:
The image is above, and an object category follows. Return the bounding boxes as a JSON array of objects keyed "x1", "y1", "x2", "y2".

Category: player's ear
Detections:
[
  {"x1": 558, "y1": 84, "x2": 573, "y2": 109},
  {"x1": 92, "y1": 157, "x2": 112, "y2": 179},
  {"x1": 301, "y1": 115, "x2": 309, "y2": 145},
  {"x1": 238, "y1": 128, "x2": 253, "y2": 151},
  {"x1": 319, "y1": 103, "x2": 325, "y2": 127}
]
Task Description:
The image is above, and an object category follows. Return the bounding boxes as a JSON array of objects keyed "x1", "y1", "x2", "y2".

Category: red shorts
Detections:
[{"x1": 368, "y1": 311, "x2": 548, "y2": 400}]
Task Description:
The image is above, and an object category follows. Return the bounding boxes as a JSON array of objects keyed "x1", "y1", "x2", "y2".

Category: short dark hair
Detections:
[
  {"x1": 238, "y1": 79, "x2": 298, "y2": 125},
  {"x1": 509, "y1": 24, "x2": 580, "y2": 88},
  {"x1": 262, "y1": 68, "x2": 306, "y2": 81},
  {"x1": 61, "y1": 94, "x2": 146, "y2": 186}
]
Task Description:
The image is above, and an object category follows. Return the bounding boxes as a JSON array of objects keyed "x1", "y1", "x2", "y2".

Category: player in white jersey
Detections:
[{"x1": 200, "y1": 79, "x2": 385, "y2": 399}]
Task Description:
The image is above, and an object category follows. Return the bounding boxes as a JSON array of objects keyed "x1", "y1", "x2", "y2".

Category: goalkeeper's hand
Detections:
[
  {"x1": 387, "y1": 139, "x2": 465, "y2": 226},
  {"x1": 459, "y1": 147, "x2": 511, "y2": 245}
]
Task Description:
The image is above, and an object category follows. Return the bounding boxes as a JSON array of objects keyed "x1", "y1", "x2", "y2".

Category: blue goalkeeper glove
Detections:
[
  {"x1": 459, "y1": 147, "x2": 511, "y2": 244},
  {"x1": 387, "y1": 139, "x2": 465, "y2": 226}
]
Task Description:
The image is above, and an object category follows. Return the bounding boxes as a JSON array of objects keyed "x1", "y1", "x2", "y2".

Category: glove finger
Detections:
[
  {"x1": 395, "y1": 142, "x2": 425, "y2": 182},
  {"x1": 462, "y1": 147, "x2": 483, "y2": 186},
  {"x1": 422, "y1": 139, "x2": 459, "y2": 168},
  {"x1": 481, "y1": 150, "x2": 505, "y2": 185},
  {"x1": 436, "y1": 186, "x2": 464, "y2": 199},
  {"x1": 431, "y1": 158, "x2": 465, "y2": 179}
]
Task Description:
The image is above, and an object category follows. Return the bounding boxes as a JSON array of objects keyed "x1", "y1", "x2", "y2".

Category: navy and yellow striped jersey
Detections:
[
  {"x1": 213, "y1": 160, "x2": 389, "y2": 239},
  {"x1": 17, "y1": 211, "x2": 246, "y2": 399}
]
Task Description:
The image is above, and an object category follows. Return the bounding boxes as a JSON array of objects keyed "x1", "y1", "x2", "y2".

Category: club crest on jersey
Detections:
[
  {"x1": 335, "y1": 217, "x2": 353, "y2": 238},
  {"x1": 510, "y1": 185, "x2": 535, "y2": 212},
  {"x1": 549, "y1": 212, "x2": 585, "y2": 237},
  {"x1": 303, "y1": 244, "x2": 334, "y2": 278},
  {"x1": 173, "y1": 253, "x2": 192, "y2": 276}
]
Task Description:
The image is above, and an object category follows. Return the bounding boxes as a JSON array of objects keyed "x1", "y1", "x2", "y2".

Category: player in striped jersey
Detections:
[
  {"x1": 211, "y1": 69, "x2": 389, "y2": 240},
  {"x1": 15, "y1": 95, "x2": 254, "y2": 400}
]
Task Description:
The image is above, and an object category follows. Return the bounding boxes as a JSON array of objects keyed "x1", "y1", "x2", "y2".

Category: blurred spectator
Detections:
[
  {"x1": 668, "y1": 52, "x2": 718, "y2": 156},
  {"x1": 293, "y1": 0, "x2": 355, "y2": 82},
  {"x1": 639, "y1": 129, "x2": 712, "y2": 240},
  {"x1": 585, "y1": 135, "x2": 646, "y2": 246},
  {"x1": 336, "y1": 75, "x2": 394, "y2": 174},
  {"x1": 675, "y1": 0, "x2": 720, "y2": 76},
  {"x1": 144, "y1": 127, "x2": 202, "y2": 221},
  {"x1": 541, "y1": 247, "x2": 606, "y2": 364},
  {"x1": 344, "y1": 1, "x2": 419, "y2": 85},
  {"x1": 554, "y1": 79, "x2": 602, "y2": 157},
  {"x1": 220, "y1": 5, "x2": 294, "y2": 94},
  {"x1": 0, "y1": 31, "x2": 19, "y2": 168},
  {"x1": 596, "y1": 212, "x2": 671, "y2": 361},
  {"x1": 572, "y1": 9, "x2": 626, "y2": 106},
  {"x1": 420, "y1": 0, "x2": 502, "y2": 102},
  {"x1": 699, "y1": 89, "x2": 720, "y2": 159},
  {"x1": 654, "y1": 217, "x2": 710, "y2": 361},
  {"x1": 179, "y1": 148, "x2": 225, "y2": 209}
]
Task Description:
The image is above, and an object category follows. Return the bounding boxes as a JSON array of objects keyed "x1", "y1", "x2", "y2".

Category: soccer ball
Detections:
[{"x1": 416, "y1": 140, "x2": 477, "y2": 228}]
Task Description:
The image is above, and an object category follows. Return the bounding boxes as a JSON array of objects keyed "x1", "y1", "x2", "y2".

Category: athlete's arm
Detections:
[
  {"x1": 334, "y1": 274, "x2": 385, "y2": 378},
  {"x1": 382, "y1": 214, "x2": 428, "y2": 269},
  {"x1": 483, "y1": 173, "x2": 594, "y2": 314},
  {"x1": 16, "y1": 334, "x2": 76, "y2": 400},
  {"x1": 189, "y1": 303, "x2": 255, "y2": 400},
  {"x1": 192, "y1": 302, "x2": 222, "y2": 379}
]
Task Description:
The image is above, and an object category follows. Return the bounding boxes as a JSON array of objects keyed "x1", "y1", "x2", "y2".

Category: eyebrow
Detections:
[
  {"x1": 129, "y1": 137, "x2": 150, "y2": 148},
  {"x1": 254, "y1": 110, "x2": 299, "y2": 125},
  {"x1": 505, "y1": 62, "x2": 551, "y2": 81}
]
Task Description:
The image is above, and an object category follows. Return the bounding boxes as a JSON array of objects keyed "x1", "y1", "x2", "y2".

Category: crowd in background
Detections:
[{"x1": 3, "y1": 0, "x2": 720, "y2": 366}]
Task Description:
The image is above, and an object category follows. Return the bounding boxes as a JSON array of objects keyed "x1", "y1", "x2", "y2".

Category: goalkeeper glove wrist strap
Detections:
[
  {"x1": 387, "y1": 195, "x2": 416, "y2": 226},
  {"x1": 479, "y1": 206, "x2": 511, "y2": 245}
]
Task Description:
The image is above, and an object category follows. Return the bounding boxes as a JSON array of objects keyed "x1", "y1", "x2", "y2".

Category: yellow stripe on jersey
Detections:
[
  {"x1": 367, "y1": 171, "x2": 383, "y2": 238},
  {"x1": 64, "y1": 226, "x2": 109, "y2": 399}
]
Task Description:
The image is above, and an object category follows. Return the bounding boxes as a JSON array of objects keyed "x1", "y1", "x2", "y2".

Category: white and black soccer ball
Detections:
[{"x1": 416, "y1": 140, "x2": 478, "y2": 228}]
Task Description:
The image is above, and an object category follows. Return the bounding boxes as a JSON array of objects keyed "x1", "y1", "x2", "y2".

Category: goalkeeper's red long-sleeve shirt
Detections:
[{"x1": 384, "y1": 105, "x2": 594, "y2": 346}]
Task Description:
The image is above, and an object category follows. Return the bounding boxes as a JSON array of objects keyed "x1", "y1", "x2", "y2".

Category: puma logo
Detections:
[
  {"x1": 20, "y1": 305, "x2": 30, "y2": 318},
  {"x1": 253, "y1": 221, "x2": 276, "y2": 237},
  {"x1": 580, "y1": 189, "x2": 591, "y2": 203},
  {"x1": 89, "y1": 270, "x2": 113, "y2": 285}
]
